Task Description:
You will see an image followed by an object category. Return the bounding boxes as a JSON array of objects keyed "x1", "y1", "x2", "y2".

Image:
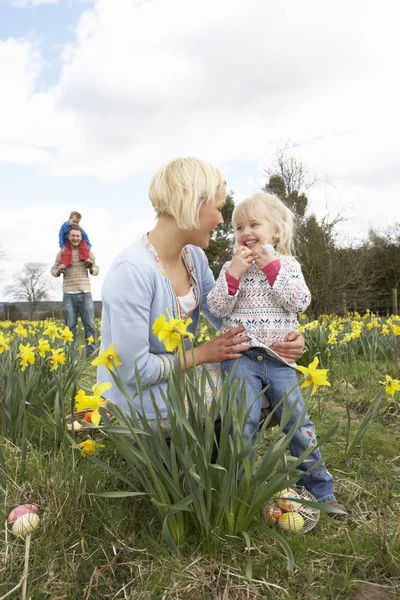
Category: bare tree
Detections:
[
  {"x1": 6, "y1": 262, "x2": 53, "y2": 320},
  {"x1": 263, "y1": 146, "x2": 370, "y2": 316},
  {"x1": 264, "y1": 142, "x2": 317, "y2": 196}
]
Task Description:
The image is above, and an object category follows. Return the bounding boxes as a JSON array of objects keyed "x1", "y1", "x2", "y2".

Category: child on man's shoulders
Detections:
[{"x1": 58, "y1": 210, "x2": 92, "y2": 267}]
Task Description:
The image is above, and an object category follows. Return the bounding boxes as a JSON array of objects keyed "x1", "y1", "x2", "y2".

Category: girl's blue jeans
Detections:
[{"x1": 221, "y1": 348, "x2": 336, "y2": 504}]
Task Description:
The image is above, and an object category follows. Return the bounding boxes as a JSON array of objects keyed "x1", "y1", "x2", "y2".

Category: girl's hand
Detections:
[
  {"x1": 194, "y1": 326, "x2": 250, "y2": 364},
  {"x1": 270, "y1": 330, "x2": 304, "y2": 361},
  {"x1": 252, "y1": 245, "x2": 277, "y2": 270},
  {"x1": 227, "y1": 247, "x2": 254, "y2": 280}
]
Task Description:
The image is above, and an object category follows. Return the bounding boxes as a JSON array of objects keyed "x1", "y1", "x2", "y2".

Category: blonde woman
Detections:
[{"x1": 98, "y1": 160, "x2": 304, "y2": 421}]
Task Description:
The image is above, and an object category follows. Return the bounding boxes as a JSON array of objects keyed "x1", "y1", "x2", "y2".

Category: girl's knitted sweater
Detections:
[{"x1": 207, "y1": 255, "x2": 311, "y2": 364}]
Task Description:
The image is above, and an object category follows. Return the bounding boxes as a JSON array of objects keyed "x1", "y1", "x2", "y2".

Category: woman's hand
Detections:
[
  {"x1": 194, "y1": 326, "x2": 250, "y2": 365},
  {"x1": 227, "y1": 247, "x2": 254, "y2": 280},
  {"x1": 270, "y1": 330, "x2": 304, "y2": 361}
]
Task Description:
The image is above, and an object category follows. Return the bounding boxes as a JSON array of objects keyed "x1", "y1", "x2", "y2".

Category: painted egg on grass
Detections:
[
  {"x1": 8, "y1": 504, "x2": 39, "y2": 524},
  {"x1": 8, "y1": 504, "x2": 40, "y2": 538},
  {"x1": 278, "y1": 512, "x2": 304, "y2": 534},
  {"x1": 264, "y1": 503, "x2": 282, "y2": 525}
]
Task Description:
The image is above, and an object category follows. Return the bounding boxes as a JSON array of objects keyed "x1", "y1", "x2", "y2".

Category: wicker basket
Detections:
[
  {"x1": 291, "y1": 485, "x2": 320, "y2": 534},
  {"x1": 264, "y1": 485, "x2": 320, "y2": 534},
  {"x1": 66, "y1": 409, "x2": 93, "y2": 433}
]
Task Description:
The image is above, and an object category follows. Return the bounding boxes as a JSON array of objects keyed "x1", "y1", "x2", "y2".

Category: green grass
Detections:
[{"x1": 2, "y1": 375, "x2": 400, "y2": 599}]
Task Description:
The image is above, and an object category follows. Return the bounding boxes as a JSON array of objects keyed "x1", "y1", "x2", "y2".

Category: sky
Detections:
[{"x1": 0, "y1": 0, "x2": 399, "y2": 301}]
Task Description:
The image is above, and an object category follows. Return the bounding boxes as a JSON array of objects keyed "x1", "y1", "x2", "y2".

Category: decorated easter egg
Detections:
[
  {"x1": 84, "y1": 411, "x2": 93, "y2": 423},
  {"x1": 275, "y1": 488, "x2": 302, "y2": 512},
  {"x1": 8, "y1": 504, "x2": 39, "y2": 525},
  {"x1": 278, "y1": 512, "x2": 304, "y2": 533},
  {"x1": 240, "y1": 246, "x2": 251, "y2": 255},
  {"x1": 264, "y1": 243, "x2": 276, "y2": 256},
  {"x1": 264, "y1": 503, "x2": 282, "y2": 524}
]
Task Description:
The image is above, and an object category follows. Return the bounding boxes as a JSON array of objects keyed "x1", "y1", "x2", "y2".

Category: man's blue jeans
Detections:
[
  {"x1": 221, "y1": 348, "x2": 336, "y2": 503},
  {"x1": 63, "y1": 292, "x2": 96, "y2": 356}
]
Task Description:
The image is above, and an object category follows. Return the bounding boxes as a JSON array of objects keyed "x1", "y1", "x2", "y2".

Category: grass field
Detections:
[{"x1": 1, "y1": 313, "x2": 400, "y2": 599}]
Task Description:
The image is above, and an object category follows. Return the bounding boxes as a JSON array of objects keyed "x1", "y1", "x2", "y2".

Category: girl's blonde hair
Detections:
[
  {"x1": 232, "y1": 193, "x2": 295, "y2": 255},
  {"x1": 148, "y1": 157, "x2": 225, "y2": 229}
]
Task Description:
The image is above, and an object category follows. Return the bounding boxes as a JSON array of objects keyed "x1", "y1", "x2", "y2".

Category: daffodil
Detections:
[
  {"x1": 77, "y1": 439, "x2": 105, "y2": 456},
  {"x1": 379, "y1": 375, "x2": 400, "y2": 397},
  {"x1": 91, "y1": 343, "x2": 122, "y2": 370},
  {"x1": 75, "y1": 382, "x2": 112, "y2": 426},
  {"x1": 49, "y1": 348, "x2": 66, "y2": 371},
  {"x1": 37, "y1": 338, "x2": 50, "y2": 358},
  {"x1": 60, "y1": 326, "x2": 73, "y2": 343},
  {"x1": 14, "y1": 324, "x2": 28, "y2": 338},
  {"x1": 18, "y1": 343, "x2": 35, "y2": 371},
  {"x1": 296, "y1": 356, "x2": 331, "y2": 396},
  {"x1": 43, "y1": 323, "x2": 60, "y2": 343},
  {"x1": 87, "y1": 335, "x2": 94, "y2": 345},
  {"x1": 152, "y1": 311, "x2": 194, "y2": 353},
  {"x1": 0, "y1": 335, "x2": 10, "y2": 354}
]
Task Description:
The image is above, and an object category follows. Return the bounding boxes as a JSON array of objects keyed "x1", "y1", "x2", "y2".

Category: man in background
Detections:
[{"x1": 51, "y1": 225, "x2": 99, "y2": 356}]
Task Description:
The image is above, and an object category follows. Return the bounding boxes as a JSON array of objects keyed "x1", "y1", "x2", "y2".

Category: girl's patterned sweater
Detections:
[{"x1": 207, "y1": 255, "x2": 311, "y2": 365}]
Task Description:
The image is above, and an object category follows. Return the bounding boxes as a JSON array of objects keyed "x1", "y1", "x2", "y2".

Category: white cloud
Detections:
[
  {"x1": 2, "y1": 0, "x2": 399, "y2": 179},
  {"x1": 1, "y1": 0, "x2": 399, "y2": 264}
]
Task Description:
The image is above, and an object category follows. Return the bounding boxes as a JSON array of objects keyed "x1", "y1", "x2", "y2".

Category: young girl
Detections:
[{"x1": 207, "y1": 192, "x2": 344, "y2": 511}]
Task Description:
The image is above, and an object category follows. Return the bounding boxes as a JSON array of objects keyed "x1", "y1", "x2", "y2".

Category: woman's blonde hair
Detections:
[
  {"x1": 232, "y1": 193, "x2": 295, "y2": 255},
  {"x1": 148, "y1": 157, "x2": 225, "y2": 229}
]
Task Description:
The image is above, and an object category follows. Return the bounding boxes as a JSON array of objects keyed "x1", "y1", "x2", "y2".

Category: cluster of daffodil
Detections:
[
  {"x1": 152, "y1": 309, "x2": 194, "y2": 353},
  {"x1": 0, "y1": 319, "x2": 99, "y2": 371},
  {"x1": 297, "y1": 311, "x2": 400, "y2": 345},
  {"x1": 297, "y1": 311, "x2": 400, "y2": 372},
  {"x1": 0, "y1": 319, "x2": 100, "y2": 444},
  {"x1": 71, "y1": 343, "x2": 122, "y2": 456}
]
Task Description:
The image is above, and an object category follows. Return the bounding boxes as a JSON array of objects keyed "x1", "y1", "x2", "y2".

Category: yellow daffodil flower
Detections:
[
  {"x1": 296, "y1": 356, "x2": 331, "y2": 396},
  {"x1": 60, "y1": 326, "x2": 74, "y2": 343},
  {"x1": 18, "y1": 343, "x2": 36, "y2": 371},
  {"x1": 87, "y1": 335, "x2": 94, "y2": 345},
  {"x1": 49, "y1": 348, "x2": 66, "y2": 371},
  {"x1": 0, "y1": 335, "x2": 10, "y2": 354},
  {"x1": 152, "y1": 310, "x2": 194, "y2": 353},
  {"x1": 14, "y1": 324, "x2": 28, "y2": 338},
  {"x1": 75, "y1": 382, "x2": 112, "y2": 426},
  {"x1": 37, "y1": 338, "x2": 51, "y2": 358},
  {"x1": 77, "y1": 439, "x2": 105, "y2": 456},
  {"x1": 91, "y1": 343, "x2": 122, "y2": 370},
  {"x1": 379, "y1": 375, "x2": 400, "y2": 397},
  {"x1": 327, "y1": 334, "x2": 337, "y2": 345},
  {"x1": 43, "y1": 323, "x2": 60, "y2": 343}
]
